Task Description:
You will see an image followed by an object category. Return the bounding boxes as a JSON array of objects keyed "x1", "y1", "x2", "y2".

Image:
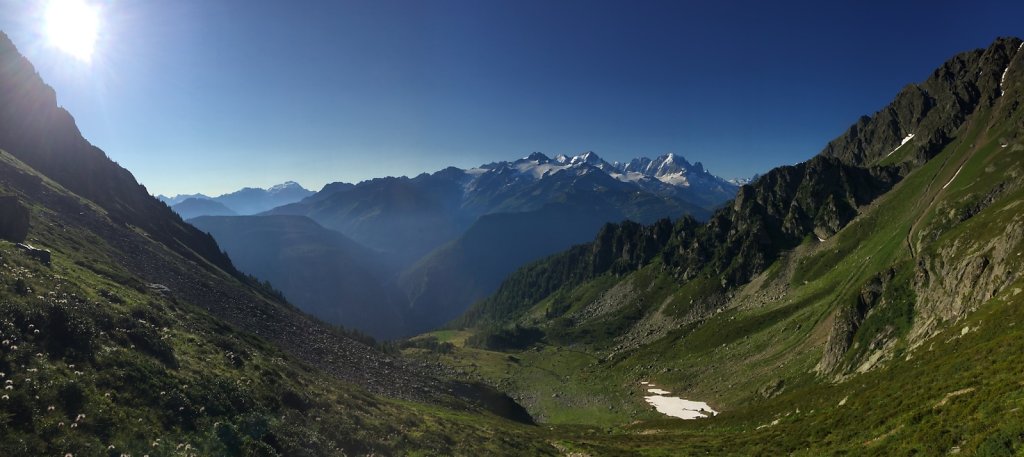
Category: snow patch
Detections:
[
  {"x1": 656, "y1": 172, "x2": 690, "y2": 187},
  {"x1": 644, "y1": 396, "x2": 718, "y2": 420},
  {"x1": 609, "y1": 171, "x2": 646, "y2": 183},
  {"x1": 942, "y1": 164, "x2": 965, "y2": 190},
  {"x1": 886, "y1": 133, "x2": 915, "y2": 157},
  {"x1": 647, "y1": 388, "x2": 671, "y2": 395},
  {"x1": 1002, "y1": 66, "x2": 1010, "y2": 96},
  {"x1": 513, "y1": 161, "x2": 569, "y2": 179}
]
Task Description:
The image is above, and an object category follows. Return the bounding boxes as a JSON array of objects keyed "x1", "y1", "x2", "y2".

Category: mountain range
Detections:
[
  {"x1": 3, "y1": 22, "x2": 1023, "y2": 455},
  {"x1": 0, "y1": 30, "x2": 542, "y2": 455},
  {"x1": 414, "y1": 36, "x2": 1024, "y2": 454},
  {"x1": 157, "y1": 181, "x2": 313, "y2": 216},
  {"x1": 194, "y1": 149, "x2": 739, "y2": 338}
]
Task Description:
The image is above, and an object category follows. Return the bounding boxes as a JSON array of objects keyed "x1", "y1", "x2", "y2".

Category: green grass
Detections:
[
  {"x1": 401, "y1": 100, "x2": 1024, "y2": 454},
  {"x1": 0, "y1": 154, "x2": 557, "y2": 456}
]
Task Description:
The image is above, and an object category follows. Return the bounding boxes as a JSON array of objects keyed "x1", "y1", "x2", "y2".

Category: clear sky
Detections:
[{"x1": 1, "y1": 0, "x2": 1022, "y2": 196}]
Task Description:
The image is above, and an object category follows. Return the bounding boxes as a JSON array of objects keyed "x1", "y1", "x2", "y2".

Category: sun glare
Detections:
[{"x1": 44, "y1": 0, "x2": 100, "y2": 62}]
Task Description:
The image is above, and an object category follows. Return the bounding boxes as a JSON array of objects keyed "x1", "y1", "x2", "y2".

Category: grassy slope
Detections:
[
  {"x1": 0, "y1": 150, "x2": 554, "y2": 456},
  {"x1": 405, "y1": 93, "x2": 1024, "y2": 454}
]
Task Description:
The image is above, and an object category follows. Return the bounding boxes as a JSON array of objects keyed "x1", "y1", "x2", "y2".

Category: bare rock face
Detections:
[
  {"x1": 0, "y1": 195, "x2": 29, "y2": 242},
  {"x1": 816, "y1": 270, "x2": 894, "y2": 375},
  {"x1": 910, "y1": 215, "x2": 1024, "y2": 342}
]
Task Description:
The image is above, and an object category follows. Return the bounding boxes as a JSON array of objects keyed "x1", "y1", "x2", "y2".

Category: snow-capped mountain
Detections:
[
  {"x1": 229, "y1": 151, "x2": 740, "y2": 337},
  {"x1": 465, "y1": 151, "x2": 738, "y2": 210},
  {"x1": 472, "y1": 151, "x2": 732, "y2": 189}
]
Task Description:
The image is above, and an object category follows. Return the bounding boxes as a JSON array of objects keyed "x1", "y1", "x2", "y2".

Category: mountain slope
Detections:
[
  {"x1": 190, "y1": 215, "x2": 409, "y2": 339},
  {"x1": 0, "y1": 34, "x2": 236, "y2": 277},
  {"x1": 0, "y1": 31, "x2": 550, "y2": 455},
  {"x1": 405, "y1": 37, "x2": 1024, "y2": 454}
]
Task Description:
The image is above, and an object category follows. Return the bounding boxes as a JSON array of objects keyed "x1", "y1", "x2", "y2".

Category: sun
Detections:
[{"x1": 44, "y1": 0, "x2": 100, "y2": 62}]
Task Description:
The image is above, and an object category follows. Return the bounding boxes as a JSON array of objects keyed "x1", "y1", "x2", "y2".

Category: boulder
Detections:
[{"x1": 16, "y1": 243, "x2": 50, "y2": 265}]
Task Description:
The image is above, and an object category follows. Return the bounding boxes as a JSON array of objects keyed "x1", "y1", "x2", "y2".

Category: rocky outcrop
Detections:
[
  {"x1": 656, "y1": 155, "x2": 900, "y2": 289},
  {"x1": 817, "y1": 270, "x2": 894, "y2": 375},
  {"x1": 910, "y1": 214, "x2": 1024, "y2": 342},
  {"x1": 16, "y1": 242, "x2": 50, "y2": 265},
  {"x1": 0, "y1": 194, "x2": 28, "y2": 242}
]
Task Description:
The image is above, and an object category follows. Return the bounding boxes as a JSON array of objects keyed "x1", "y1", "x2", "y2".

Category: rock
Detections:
[
  {"x1": 16, "y1": 243, "x2": 50, "y2": 265},
  {"x1": 0, "y1": 195, "x2": 29, "y2": 242},
  {"x1": 759, "y1": 379, "x2": 785, "y2": 399}
]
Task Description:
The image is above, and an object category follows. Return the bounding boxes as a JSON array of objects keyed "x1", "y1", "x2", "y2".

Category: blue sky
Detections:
[{"x1": 1, "y1": 0, "x2": 1022, "y2": 195}]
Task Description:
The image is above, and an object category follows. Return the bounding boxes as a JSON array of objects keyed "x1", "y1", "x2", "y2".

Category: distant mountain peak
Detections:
[
  {"x1": 268, "y1": 181, "x2": 304, "y2": 192},
  {"x1": 524, "y1": 152, "x2": 551, "y2": 162},
  {"x1": 570, "y1": 151, "x2": 603, "y2": 165}
]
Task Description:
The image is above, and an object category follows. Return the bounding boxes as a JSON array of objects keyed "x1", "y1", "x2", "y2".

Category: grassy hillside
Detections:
[
  {"x1": 0, "y1": 148, "x2": 555, "y2": 455},
  {"x1": 403, "y1": 37, "x2": 1024, "y2": 454}
]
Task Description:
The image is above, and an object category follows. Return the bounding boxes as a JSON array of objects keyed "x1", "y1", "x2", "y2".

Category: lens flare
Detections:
[{"x1": 44, "y1": 0, "x2": 100, "y2": 62}]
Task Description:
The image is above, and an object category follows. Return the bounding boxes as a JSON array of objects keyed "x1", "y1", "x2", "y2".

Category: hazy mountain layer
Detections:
[
  {"x1": 190, "y1": 215, "x2": 410, "y2": 339},
  {"x1": 159, "y1": 181, "x2": 313, "y2": 216},
  {"x1": 239, "y1": 151, "x2": 735, "y2": 337}
]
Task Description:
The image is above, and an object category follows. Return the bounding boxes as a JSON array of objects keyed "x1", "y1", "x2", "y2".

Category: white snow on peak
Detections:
[
  {"x1": 609, "y1": 171, "x2": 646, "y2": 184},
  {"x1": 570, "y1": 151, "x2": 600, "y2": 165},
  {"x1": 656, "y1": 172, "x2": 690, "y2": 187},
  {"x1": 554, "y1": 154, "x2": 570, "y2": 164},
  {"x1": 268, "y1": 181, "x2": 303, "y2": 192},
  {"x1": 514, "y1": 161, "x2": 568, "y2": 179},
  {"x1": 886, "y1": 133, "x2": 915, "y2": 158}
]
